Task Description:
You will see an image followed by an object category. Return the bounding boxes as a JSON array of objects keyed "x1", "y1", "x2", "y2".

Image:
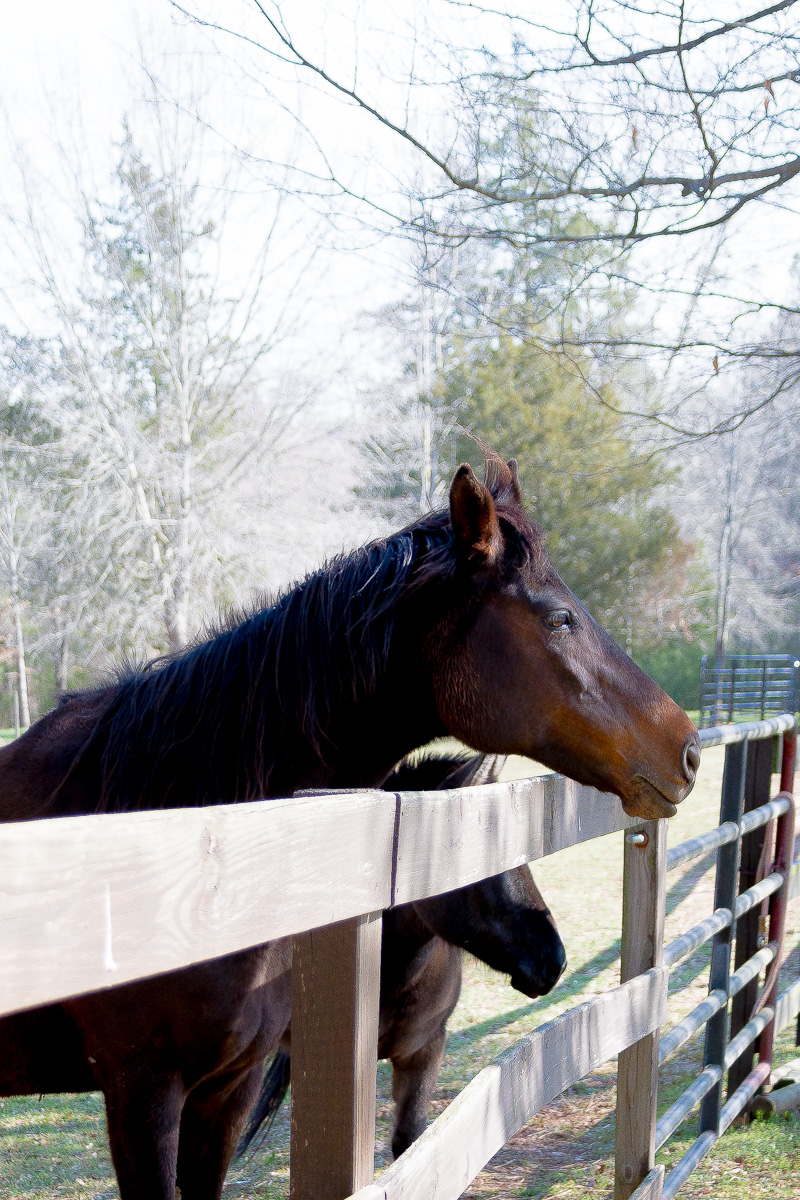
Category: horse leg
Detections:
[
  {"x1": 390, "y1": 1027, "x2": 446, "y2": 1159},
  {"x1": 102, "y1": 1070, "x2": 185, "y2": 1200},
  {"x1": 176, "y1": 1065, "x2": 263, "y2": 1200}
]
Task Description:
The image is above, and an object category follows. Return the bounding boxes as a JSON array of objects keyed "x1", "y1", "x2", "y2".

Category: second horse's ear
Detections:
[{"x1": 449, "y1": 464, "x2": 503, "y2": 562}]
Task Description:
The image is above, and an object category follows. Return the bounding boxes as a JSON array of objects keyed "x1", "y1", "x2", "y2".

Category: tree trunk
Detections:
[
  {"x1": 13, "y1": 598, "x2": 30, "y2": 728},
  {"x1": 56, "y1": 632, "x2": 70, "y2": 696},
  {"x1": 712, "y1": 444, "x2": 738, "y2": 722}
]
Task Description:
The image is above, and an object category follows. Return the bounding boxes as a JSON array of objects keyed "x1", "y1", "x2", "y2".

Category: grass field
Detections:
[{"x1": 1, "y1": 744, "x2": 800, "y2": 1198}]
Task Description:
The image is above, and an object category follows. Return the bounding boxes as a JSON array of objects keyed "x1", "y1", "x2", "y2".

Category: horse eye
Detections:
[{"x1": 545, "y1": 610, "x2": 572, "y2": 630}]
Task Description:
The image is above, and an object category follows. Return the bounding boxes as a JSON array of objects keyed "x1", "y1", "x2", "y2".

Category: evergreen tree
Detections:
[{"x1": 442, "y1": 335, "x2": 693, "y2": 656}]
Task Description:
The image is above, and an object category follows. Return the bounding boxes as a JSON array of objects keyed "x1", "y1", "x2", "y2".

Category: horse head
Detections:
[
  {"x1": 416, "y1": 866, "x2": 566, "y2": 998},
  {"x1": 388, "y1": 751, "x2": 567, "y2": 998},
  {"x1": 427, "y1": 459, "x2": 700, "y2": 820}
]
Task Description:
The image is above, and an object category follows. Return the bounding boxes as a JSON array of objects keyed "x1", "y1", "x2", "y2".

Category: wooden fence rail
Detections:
[
  {"x1": 0, "y1": 713, "x2": 796, "y2": 1200},
  {"x1": 0, "y1": 774, "x2": 635, "y2": 1017}
]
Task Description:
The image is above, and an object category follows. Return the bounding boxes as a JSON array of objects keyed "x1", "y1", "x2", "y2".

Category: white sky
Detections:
[
  {"x1": 3, "y1": 1, "x2": 798, "y2": 413},
  {"x1": 0, "y1": 1, "x2": 411, "y2": 372}
]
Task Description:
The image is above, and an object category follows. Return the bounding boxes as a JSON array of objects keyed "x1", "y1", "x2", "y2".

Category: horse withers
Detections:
[{"x1": 239, "y1": 752, "x2": 566, "y2": 1163}]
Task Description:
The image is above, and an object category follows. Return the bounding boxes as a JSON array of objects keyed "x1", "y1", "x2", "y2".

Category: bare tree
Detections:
[
  {"x1": 178, "y1": 0, "x2": 800, "y2": 434},
  {"x1": 198, "y1": 1, "x2": 800, "y2": 242},
  {"x1": 0, "y1": 53, "x2": 352, "y2": 731},
  {"x1": 676, "y1": 383, "x2": 800, "y2": 668},
  {"x1": 5, "y1": 111, "x2": 316, "y2": 659}
]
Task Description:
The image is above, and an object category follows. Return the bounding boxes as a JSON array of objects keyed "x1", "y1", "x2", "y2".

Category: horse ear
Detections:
[
  {"x1": 449, "y1": 464, "x2": 502, "y2": 562},
  {"x1": 507, "y1": 458, "x2": 522, "y2": 504}
]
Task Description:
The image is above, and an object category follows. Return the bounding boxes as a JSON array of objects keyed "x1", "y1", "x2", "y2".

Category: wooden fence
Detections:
[{"x1": 0, "y1": 714, "x2": 797, "y2": 1200}]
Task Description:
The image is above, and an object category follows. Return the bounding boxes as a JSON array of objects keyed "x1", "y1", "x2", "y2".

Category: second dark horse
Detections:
[
  {"x1": 0, "y1": 753, "x2": 564, "y2": 1195},
  {"x1": 239, "y1": 752, "x2": 566, "y2": 1162}
]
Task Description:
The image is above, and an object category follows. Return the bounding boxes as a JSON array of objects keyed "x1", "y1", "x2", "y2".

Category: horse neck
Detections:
[
  {"x1": 85, "y1": 573, "x2": 450, "y2": 813},
  {"x1": 380, "y1": 905, "x2": 443, "y2": 994},
  {"x1": 264, "y1": 606, "x2": 447, "y2": 795}
]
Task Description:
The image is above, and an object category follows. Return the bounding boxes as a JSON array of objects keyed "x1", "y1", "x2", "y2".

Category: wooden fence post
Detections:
[
  {"x1": 615, "y1": 818, "x2": 667, "y2": 1200},
  {"x1": 291, "y1": 912, "x2": 382, "y2": 1200}
]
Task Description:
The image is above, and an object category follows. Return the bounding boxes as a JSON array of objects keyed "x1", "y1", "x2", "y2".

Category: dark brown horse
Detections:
[
  {"x1": 0, "y1": 457, "x2": 698, "y2": 1200},
  {"x1": 0, "y1": 458, "x2": 699, "y2": 823},
  {"x1": 239, "y1": 752, "x2": 566, "y2": 1163}
]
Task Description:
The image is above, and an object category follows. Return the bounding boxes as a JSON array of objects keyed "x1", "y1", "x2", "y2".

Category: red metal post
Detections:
[{"x1": 756, "y1": 729, "x2": 797, "y2": 1076}]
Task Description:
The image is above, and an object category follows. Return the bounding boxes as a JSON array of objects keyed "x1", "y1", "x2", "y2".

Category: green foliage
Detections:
[
  {"x1": 441, "y1": 335, "x2": 692, "y2": 653},
  {"x1": 634, "y1": 639, "x2": 709, "y2": 711}
]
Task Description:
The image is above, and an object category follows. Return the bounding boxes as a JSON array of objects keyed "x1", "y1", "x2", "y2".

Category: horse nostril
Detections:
[{"x1": 682, "y1": 735, "x2": 701, "y2": 782}]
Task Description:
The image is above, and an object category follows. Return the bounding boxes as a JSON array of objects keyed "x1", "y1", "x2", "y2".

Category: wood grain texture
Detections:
[
  {"x1": 788, "y1": 860, "x2": 800, "y2": 902},
  {"x1": 347, "y1": 968, "x2": 668, "y2": 1200},
  {"x1": 0, "y1": 791, "x2": 395, "y2": 1016},
  {"x1": 615, "y1": 821, "x2": 667, "y2": 1200},
  {"x1": 392, "y1": 775, "x2": 634, "y2": 904},
  {"x1": 0, "y1": 776, "x2": 633, "y2": 1015},
  {"x1": 775, "y1": 977, "x2": 800, "y2": 1032},
  {"x1": 628, "y1": 1165, "x2": 664, "y2": 1200},
  {"x1": 291, "y1": 913, "x2": 382, "y2": 1200}
]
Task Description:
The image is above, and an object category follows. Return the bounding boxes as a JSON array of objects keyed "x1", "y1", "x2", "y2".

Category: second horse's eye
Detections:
[{"x1": 545, "y1": 610, "x2": 572, "y2": 630}]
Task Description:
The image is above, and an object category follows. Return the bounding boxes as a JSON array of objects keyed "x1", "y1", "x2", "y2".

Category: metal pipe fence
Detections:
[{"x1": 626, "y1": 713, "x2": 797, "y2": 1200}]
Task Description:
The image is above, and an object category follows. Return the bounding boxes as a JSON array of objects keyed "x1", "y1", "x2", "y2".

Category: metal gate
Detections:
[
  {"x1": 626, "y1": 715, "x2": 798, "y2": 1198},
  {"x1": 699, "y1": 654, "x2": 799, "y2": 727}
]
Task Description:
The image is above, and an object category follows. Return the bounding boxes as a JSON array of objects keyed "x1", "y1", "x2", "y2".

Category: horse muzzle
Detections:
[{"x1": 510, "y1": 943, "x2": 567, "y2": 998}]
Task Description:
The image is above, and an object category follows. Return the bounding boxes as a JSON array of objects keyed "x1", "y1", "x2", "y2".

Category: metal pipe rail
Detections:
[
  {"x1": 658, "y1": 944, "x2": 777, "y2": 1065},
  {"x1": 662, "y1": 909, "x2": 731, "y2": 969},
  {"x1": 660, "y1": 1063, "x2": 771, "y2": 1200},
  {"x1": 665, "y1": 822, "x2": 738, "y2": 874},
  {"x1": 697, "y1": 713, "x2": 796, "y2": 748},
  {"x1": 664, "y1": 796, "x2": 790, "y2": 874},
  {"x1": 662, "y1": 873, "x2": 783, "y2": 968},
  {"x1": 655, "y1": 994, "x2": 777, "y2": 1155},
  {"x1": 723, "y1": 1009, "x2": 774, "y2": 1069},
  {"x1": 655, "y1": 1067, "x2": 720, "y2": 1150},
  {"x1": 639, "y1": 720, "x2": 797, "y2": 1200}
]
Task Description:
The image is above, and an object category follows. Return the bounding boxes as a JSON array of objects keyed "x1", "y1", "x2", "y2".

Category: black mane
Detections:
[{"x1": 76, "y1": 460, "x2": 543, "y2": 813}]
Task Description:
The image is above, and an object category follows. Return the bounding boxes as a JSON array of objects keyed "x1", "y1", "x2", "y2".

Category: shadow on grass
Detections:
[{"x1": 0, "y1": 1115, "x2": 103, "y2": 1140}]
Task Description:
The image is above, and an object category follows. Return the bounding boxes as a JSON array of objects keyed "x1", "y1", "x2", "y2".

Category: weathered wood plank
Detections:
[
  {"x1": 615, "y1": 820, "x2": 667, "y2": 1200},
  {"x1": 629, "y1": 1165, "x2": 664, "y2": 1200},
  {"x1": 789, "y1": 859, "x2": 800, "y2": 902},
  {"x1": 291, "y1": 913, "x2": 382, "y2": 1200},
  {"x1": 775, "y1": 976, "x2": 800, "y2": 1033},
  {"x1": 0, "y1": 775, "x2": 633, "y2": 1015},
  {"x1": 348, "y1": 968, "x2": 668, "y2": 1200},
  {"x1": 392, "y1": 775, "x2": 634, "y2": 904},
  {"x1": 0, "y1": 792, "x2": 395, "y2": 1016}
]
